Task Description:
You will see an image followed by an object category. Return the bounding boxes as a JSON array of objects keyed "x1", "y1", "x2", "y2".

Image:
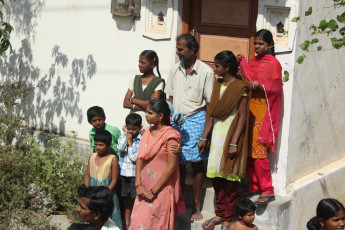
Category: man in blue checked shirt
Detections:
[{"x1": 117, "y1": 113, "x2": 142, "y2": 230}]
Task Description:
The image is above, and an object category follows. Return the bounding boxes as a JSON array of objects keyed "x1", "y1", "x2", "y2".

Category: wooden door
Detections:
[{"x1": 182, "y1": 0, "x2": 258, "y2": 66}]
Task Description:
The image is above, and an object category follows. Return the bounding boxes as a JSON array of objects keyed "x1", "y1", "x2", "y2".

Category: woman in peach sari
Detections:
[{"x1": 130, "y1": 98, "x2": 184, "y2": 230}]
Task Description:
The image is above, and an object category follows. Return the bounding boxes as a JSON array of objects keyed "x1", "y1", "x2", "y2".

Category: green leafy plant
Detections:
[
  {"x1": 0, "y1": 132, "x2": 85, "y2": 228},
  {"x1": 0, "y1": 0, "x2": 13, "y2": 55},
  {"x1": 22, "y1": 132, "x2": 85, "y2": 215},
  {"x1": 283, "y1": 71, "x2": 290, "y2": 82}
]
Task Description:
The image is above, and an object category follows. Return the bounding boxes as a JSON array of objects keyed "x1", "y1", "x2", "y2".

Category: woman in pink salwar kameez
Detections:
[{"x1": 130, "y1": 98, "x2": 184, "y2": 230}]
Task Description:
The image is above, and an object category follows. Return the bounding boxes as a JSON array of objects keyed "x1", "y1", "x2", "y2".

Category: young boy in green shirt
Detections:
[{"x1": 87, "y1": 106, "x2": 121, "y2": 157}]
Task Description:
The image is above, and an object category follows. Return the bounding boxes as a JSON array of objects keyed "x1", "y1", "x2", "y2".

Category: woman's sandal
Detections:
[
  {"x1": 255, "y1": 195, "x2": 275, "y2": 205},
  {"x1": 202, "y1": 217, "x2": 223, "y2": 230}
]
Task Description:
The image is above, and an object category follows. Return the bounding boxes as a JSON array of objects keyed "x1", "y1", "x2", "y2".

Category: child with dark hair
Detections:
[
  {"x1": 87, "y1": 106, "x2": 121, "y2": 157},
  {"x1": 228, "y1": 199, "x2": 257, "y2": 230},
  {"x1": 73, "y1": 184, "x2": 119, "y2": 230},
  {"x1": 84, "y1": 130, "x2": 122, "y2": 229},
  {"x1": 117, "y1": 113, "x2": 142, "y2": 229}
]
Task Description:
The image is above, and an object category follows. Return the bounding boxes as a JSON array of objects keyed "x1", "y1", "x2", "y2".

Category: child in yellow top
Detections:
[{"x1": 85, "y1": 129, "x2": 122, "y2": 230}]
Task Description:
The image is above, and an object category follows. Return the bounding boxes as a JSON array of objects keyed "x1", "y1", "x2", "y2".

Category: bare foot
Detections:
[
  {"x1": 191, "y1": 202, "x2": 203, "y2": 222},
  {"x1": 191, "y1": 210, "x2": 203, "y2": 222}
]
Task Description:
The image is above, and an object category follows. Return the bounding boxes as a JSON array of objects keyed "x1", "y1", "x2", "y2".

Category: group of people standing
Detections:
[{"x1": 78, "y1": 29, "x2": 283, "y2": 230}]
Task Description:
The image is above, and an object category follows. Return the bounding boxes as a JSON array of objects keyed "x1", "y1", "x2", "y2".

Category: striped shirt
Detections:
[{"x1": 118, "y1": 133, "x2": 141, "y2": 177}]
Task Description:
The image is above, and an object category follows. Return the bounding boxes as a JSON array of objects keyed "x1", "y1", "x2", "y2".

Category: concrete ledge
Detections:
[{"x1": 283, "y1": 156, "x2": 345, "y2": 229}]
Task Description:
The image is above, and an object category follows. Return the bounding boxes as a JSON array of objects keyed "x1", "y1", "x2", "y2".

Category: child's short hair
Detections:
[
  {"x1": 125, "y1": 113, "x2": 142, "y2": 127},
  {"x1": 77, "y1": 184, "x2": 114, "y2": 223},
  {"x1": 87, "y1": 106, "x2": 105, "y2": 122},
  {"x1": 94, "y1": 130, "x2": 112, "y2": 147},
  {"x1": 236, "y1": 199, "x2": 257, "y2": 217}
]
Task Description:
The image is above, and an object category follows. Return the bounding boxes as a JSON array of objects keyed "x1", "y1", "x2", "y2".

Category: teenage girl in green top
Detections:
[{"x1": 123, "y1": 50, "x2": 165, "y2": 128}]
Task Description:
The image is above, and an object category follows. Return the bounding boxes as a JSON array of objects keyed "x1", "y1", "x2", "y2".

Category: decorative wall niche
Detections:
[
  {"x1": 142, "y1": 0, "x2": 173, "y2": 40},
  {"x1": 265, "y1": 6, "x2": 290, "y2": 46},
  {"x1": 258, "y1": 1, "x2": 297, "y2": 53}
]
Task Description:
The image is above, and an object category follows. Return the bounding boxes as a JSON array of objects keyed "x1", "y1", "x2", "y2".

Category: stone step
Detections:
[
  {"x1": 179, "y1": 183, "x2": 291, "y2": 230},
  {"x1": 176, "y1": 208, "x2": 277, "y2": 230},
  {"x1": 248, "y1": 194, "x2": 291, "y2": 230}
]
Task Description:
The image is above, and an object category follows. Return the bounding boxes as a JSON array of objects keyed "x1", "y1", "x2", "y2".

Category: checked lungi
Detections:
[{"x1": 178, "y1": 109, "x2": 208, "y2": 164}]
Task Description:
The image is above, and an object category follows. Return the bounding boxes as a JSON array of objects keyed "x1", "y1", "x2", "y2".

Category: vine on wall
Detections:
[
  {"x1": 0, "y1": 0, "x2": 13, "y2": 55},
  {"x1": 293, "y1": 0, "x2": 345, "y2": 64}
]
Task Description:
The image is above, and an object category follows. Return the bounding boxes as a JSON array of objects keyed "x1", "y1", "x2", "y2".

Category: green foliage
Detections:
[
  {"x1": 22, "y1": 132, "x2": 85, "y2": 214},
  {"x1": 305, "y1": 7, "x2": 313, "y2": 16},
  {"x1": 292, "y1": 1, "x2": 345, "y2": 64},
  {"x1": 337, "y1": 13, "x2": 345, "y2": 23},
  {"x1": 328, "y1": 19, "x2": 339, "y2": 31},
  {"x1": 0, "y1": 79, "x2": 34, "y2": 145},
  {"x1": 339, "y1": 26, "x2": 345, "y2": 35},
  {"x1": 0, "y1": 132, "x2": 85, "y2": 227},
  {"x1": 311, "y1": 38, "x2": 320, "y2": 44},
  {"x1": 291, "y1": 17, "x2": 300, "y2": 22},
  {"x1": 299, "y1": 40, "x2": 311, "y2": 51},
  {"x1": 319, "y1": 20, "x2": 328, "y2": 31},
  {"x1": 0, "y1": 1, "x2": 13, "y2": 55},
  {"x1": 0, "y1": 28, "x2": 84, "y2": 228},
  {"x1": 283, "y1": 71, "x2": 289, "y2": 82},
  {"x1": 330, "y1": 37, "x2": 345, "y2": 49},
  {"x1": 297, "y1": 54, "x2": 306, "y2": 64}
]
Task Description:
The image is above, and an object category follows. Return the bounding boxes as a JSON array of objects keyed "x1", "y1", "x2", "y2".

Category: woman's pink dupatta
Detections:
[
  {"x1": 137, "y1": 126, "x2": 180, "y2": 160},
  {"x1": 137, "y1": 126, "x2": 185, "y2": 214},
  {"x1": 240, "y1": 55, "x2": 283, "y2": 152}
]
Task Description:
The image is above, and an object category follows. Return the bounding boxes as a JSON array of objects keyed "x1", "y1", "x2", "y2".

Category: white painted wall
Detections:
[
  {"x1": 2, "y1": 0, "x2": 181, "y2": 140},
  {"x1": 287, "y1": 0, "x2": 345, "y2": 185}
]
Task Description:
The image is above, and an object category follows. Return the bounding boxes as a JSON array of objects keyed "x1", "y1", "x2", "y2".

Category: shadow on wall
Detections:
[
  {"x1": 3, "y1": 0, "x2": 45, "y2": 40},
  {"x1": 0, "y1": 40, "x2": 97, "y2": 135},
  {"x1": 112, "y1": 15, "x2": 138, "y2": 31}
]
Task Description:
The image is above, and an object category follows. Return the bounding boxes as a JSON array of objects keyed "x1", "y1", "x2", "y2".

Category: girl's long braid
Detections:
[
  {"x1": 155, "y1": 56, "x2": 165, "y2": 99},
  {"x1": 156, "y1": 58, "x2": 162, "y2": 78},
  {"x1": 269, "y1": 46, "x2": 276, "y2": 57}
]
